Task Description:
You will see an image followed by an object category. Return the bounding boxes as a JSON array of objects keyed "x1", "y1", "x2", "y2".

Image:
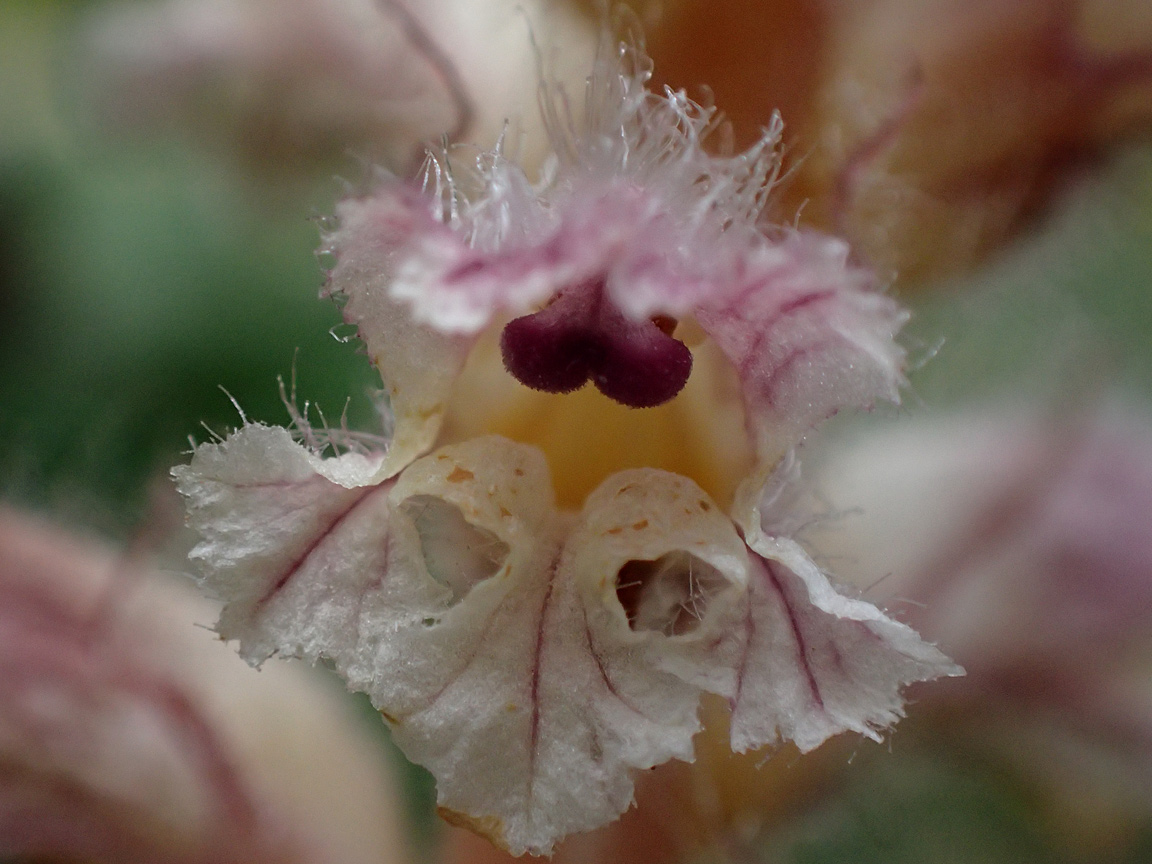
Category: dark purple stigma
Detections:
[{"x1": 499, "y1": 282, "x2": 693, "y2": 409}]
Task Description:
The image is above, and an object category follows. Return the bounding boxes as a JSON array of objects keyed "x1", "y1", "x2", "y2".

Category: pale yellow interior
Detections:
[{"x1": 439, "y1": 323, "x2": 754, "y2": 511}]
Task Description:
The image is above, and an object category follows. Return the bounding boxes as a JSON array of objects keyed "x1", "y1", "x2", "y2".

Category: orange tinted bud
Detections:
[{"x1": 608, "y1": 0, "x2": 1152, "y2": 285}]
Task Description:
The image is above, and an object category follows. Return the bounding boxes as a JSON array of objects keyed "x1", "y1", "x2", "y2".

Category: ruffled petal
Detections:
[
  {"x1": 730, "y1": 536, "x2": 963, "y2": 754},
  {"x1": 171, "y1": 423, "x2": 388, "y2": 662},
  {"x1": 694, "y1": 232, "x2": 908, "y2": 516},
  {"x1": 324, "y1": 188, "x2": 475, "y2": 479},
  {"x1": 718, "y1": 451, "x2": 961, "y2": 754},
  {"x1": 386, "y1": 157, "x2": 561, "y2": 333},
  {"x1": 176, "y1": 432, "x2": 747, "y2": 854},
  {"x1": 462, "y1": 468, "x2": 751, "y2": 854},
  {"x1": 176, "y1": 428, "x2": 563, "y2": 852},
  {"x1": 176, "y1": 427, "x2": 957, "y2": 853},
  {"x1": 367, "y1": 24, "x2": 790, "y2": 339}
]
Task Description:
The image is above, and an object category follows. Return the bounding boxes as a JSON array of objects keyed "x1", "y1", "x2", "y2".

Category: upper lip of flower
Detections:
[{"x1": 321, "y1": 30, "x2": 909, "y2": 508}]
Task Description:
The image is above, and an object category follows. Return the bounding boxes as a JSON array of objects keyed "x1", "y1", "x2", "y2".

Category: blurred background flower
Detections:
[
  {"x1": 1, "y1": 0, "x2": 1151, "y2": 862},
  {"x1": 620, "y1": 0, "x2": 1152, "y2": 284},
  {"x1": 0, "y1": 504, "x2": 406, "y2": 863}
]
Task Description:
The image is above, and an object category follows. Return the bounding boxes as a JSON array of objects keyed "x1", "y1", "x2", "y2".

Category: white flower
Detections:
[{"x1": 175, "y1": 27, "x2": 960, "y2": 856}]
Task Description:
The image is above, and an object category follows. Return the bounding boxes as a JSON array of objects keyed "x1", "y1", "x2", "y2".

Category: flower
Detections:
[
  {"x1": 174, "y1": 26, "x2": 960, "y2": 856},
  {"x1": 0, "y1": 506, "x2": 404, "y2": 864}
]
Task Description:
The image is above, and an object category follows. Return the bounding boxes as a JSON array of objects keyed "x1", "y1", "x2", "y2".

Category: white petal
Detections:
[
  {"x1": 569, "y1": 469, "x2": 750, "y2": 689},
  {"x1": 729, "y1": 529, "x2": 963, "y2": 754},
  {"x1": 409, "y1": 465, "x2": 758, "y2": 854},
  {"x1": 469, "y1": 469, "x2": 753, "y2": 854},
  {"x1": 326, "y1": 188, "x2": 475, "y2": 479},
  {"x1": 172, "y1": 423, "x2": 389, "y2": 662},
  {"x1": 177, "y1": 434, "x2": 752, "y2": 854},
  {"x1": 176, "y1": 429, "x2": 958, "y2": 854}
]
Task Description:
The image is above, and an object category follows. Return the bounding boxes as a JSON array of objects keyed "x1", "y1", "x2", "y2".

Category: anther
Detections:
[{"x1": 500, "y1": 282, "x2": 692, "y2": 409}]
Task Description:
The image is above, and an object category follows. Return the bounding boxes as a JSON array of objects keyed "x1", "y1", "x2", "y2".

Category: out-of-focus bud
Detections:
[
  {"x1": 629, "y1": 0, "x2": 1152, "y2": 285},
  {"x1": 86, "y1": 0, "x2": 458, "y2": 173},
  {"x1": 810, "y1": 403, "x2": 1152, "y2": 671},
  {"x1": 0, "y1": 506, "x2": 406, "y2": 864},
  {"x1": 806, "y1": 0, "x2": 1152, "y2": 283},
  {"x1": 85, "y1": 0, "x2": 595, "y2": 175},
  {"x1": 805, "y1": 402, "x2": 1152, "y2": 855}
]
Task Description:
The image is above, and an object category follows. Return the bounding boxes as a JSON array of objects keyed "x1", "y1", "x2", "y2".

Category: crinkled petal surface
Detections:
[
  {"x1": 731, "y1": 536, "x2": 962, "y2": 753},
  {"x1": 177, "y1": 427, "x2": 959, "y2": 855},
  {"x1": 393, "y1": 184, "x2": 699, "y2": 333}
]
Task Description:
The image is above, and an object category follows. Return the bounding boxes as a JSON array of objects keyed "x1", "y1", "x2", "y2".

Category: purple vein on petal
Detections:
[
  {"x1": 226, "y1": 475, "x2": 329, "y2": 490},
  {"x1": 730, "y1": 586, "x2": 757, "y2": 712},
  {"x1": 730, "y1": 286, "x2": 835, "y2": 369},
  {"x1": 527, "y1": 560, "x2": 560, "y2": 805},
  {"x1": 399, "y1": 591, "x2": 510, "y2": 724},
  {"x1": 352, "y1": 533, "x2": 392, "y2": 625},
  {"x1": 759, "y1": 556, "x2": 826, "y2": 713},
  {"x1": 755, "y1": 343, "x2": 825, "y2": 409},
  {"x1": 253, "y1": 482, "x2": 391, "y2": 613},
  {"x1": 776, "y1": 290, "x2": 836, "y2": 318},
  {"x1": 580, "y1": 606, "x2": 657, "y2": 724}
]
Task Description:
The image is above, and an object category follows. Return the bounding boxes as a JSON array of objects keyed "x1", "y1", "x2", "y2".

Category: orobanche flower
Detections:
[{"x1": 174, "y1": 29, "x2": 960, "y2": 856}]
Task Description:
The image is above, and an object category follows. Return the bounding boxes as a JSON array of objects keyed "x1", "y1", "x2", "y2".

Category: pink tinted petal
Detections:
[
  {"x1": 392, "y1": 181, "x2": 681, "y2": 334},
  {"x1": 695, "y1": 232, "x2": 907, "y2": 525},
  {"x1": 173, "y1": 424, "x2": 392, "y2": 663},
  {"x1": 697, "y1": 234, "x2": 907, "y2": 471},
  {"x1": 325, "y1": 187, "x2": 474, "y2": 477},
  {"x1": 387, "y1": 158, "x2": 557, "y2": 333},
  {"x1": 729, "y1": 537, "x2": 962, "y2": 753}
]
